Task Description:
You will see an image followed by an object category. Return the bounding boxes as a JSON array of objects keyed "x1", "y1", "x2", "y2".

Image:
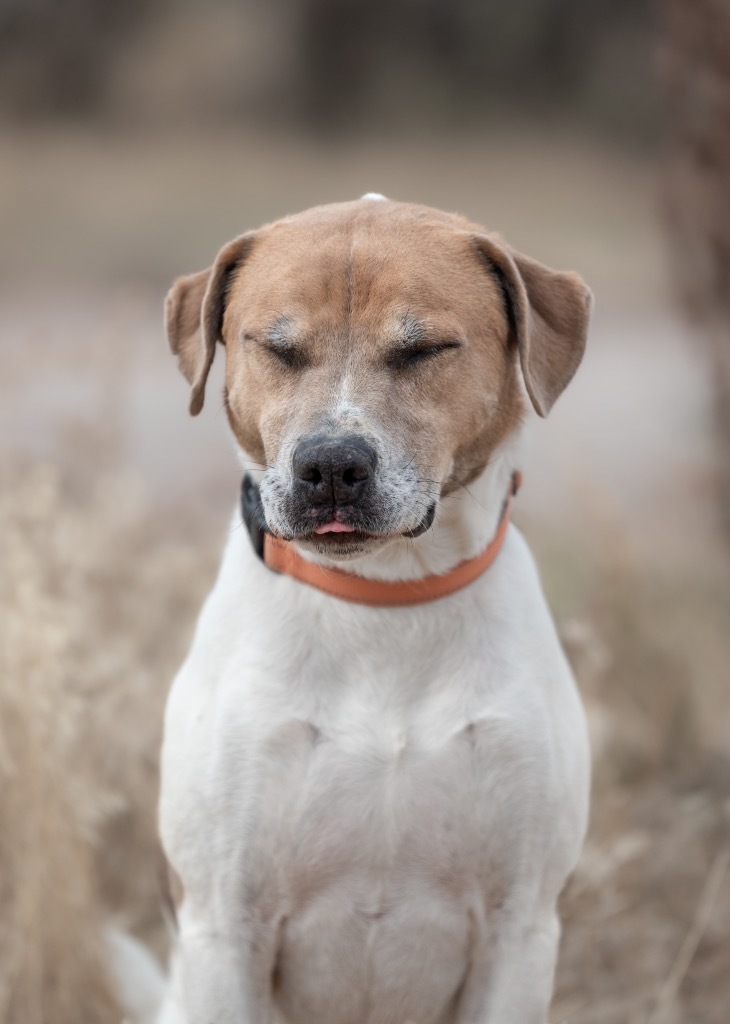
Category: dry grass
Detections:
[
  {"x1": 550, "y1": 546, "x2": 730, "y2": 1023},
  {"x1": 0, "y1": 458, "x2": 215, "y2": 1023}
]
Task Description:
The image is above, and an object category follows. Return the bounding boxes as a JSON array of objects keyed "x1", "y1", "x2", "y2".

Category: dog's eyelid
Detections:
[
  {"x1": 259, "y1": 339, "x2": 309, "y2": 369},
  {"x1": 386, "y1": 340, "x2": 462, "y2": 369},
  {"x1": 241, "y1": 329, "x2": 302, "y2": 359},
  {"x1": 404, "y1": 339, "x2": 463, "y2": 354},
  {"x1": 240, "y1": 328, "x2": 296, "y2": 349}
]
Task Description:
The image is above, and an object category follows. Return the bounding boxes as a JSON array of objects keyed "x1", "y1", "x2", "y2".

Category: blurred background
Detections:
[{"x1": 1, "y1": 2, "x2": 729, "y2": 1022}]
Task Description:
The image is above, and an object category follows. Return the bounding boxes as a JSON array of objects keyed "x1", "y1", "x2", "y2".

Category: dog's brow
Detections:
[
  {"x1": 397, "y1": 313, "x2": 429, "y2": 346},
  {"x1": 265, "y1": 316, "x2": 294, "y2": 347}
]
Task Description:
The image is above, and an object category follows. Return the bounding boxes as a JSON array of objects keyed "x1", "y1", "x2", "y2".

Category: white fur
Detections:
[
  {"x1": 105, "y1": 927, "x2": 166, "y2": 1024},
  {"x1": 157, "y1": 427, "x2": 590, "y2": 1024},
  {"x1": 361, "y1": 192, "x2": 388, "y2": 202}
]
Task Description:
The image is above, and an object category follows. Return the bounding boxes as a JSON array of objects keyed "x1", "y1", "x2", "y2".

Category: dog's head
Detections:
[{"x1": 166, "y1": 197, "x2": 591, "y2": 557}]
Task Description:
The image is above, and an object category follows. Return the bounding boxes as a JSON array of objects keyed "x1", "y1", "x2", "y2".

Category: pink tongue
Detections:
[{"x1": 314, "y1": 521, "x2": 356, "y2": 535}]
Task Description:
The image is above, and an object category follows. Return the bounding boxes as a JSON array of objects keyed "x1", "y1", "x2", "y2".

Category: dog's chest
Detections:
[
  {"x1": 205, "y1": 642, "x2": 544, "y2": 918},
  {"x1": 181, "y1": 649, "x2": 545, "y2": 1024}
]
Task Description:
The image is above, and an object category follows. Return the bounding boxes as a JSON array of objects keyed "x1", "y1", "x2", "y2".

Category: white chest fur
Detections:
[{"x1": 159, "y1": 518, "x2": 589, "y2": 1024}]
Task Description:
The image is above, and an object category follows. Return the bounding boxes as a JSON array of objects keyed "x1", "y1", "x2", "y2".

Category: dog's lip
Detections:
[
  {"x1": 285, "y1": 526, "x2": 380, "y2": 548},
  {"x1": 300, "y1": 506, "x2": 368, "y2": 539}
]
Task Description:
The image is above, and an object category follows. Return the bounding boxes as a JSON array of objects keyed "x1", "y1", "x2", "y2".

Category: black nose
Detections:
[{"x1": 292, "y1": 435, "x2": 378, "y2": 506}]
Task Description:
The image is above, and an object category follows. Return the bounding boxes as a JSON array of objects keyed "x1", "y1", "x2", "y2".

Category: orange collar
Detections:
[{"x1": 242, "y1": 471, "x2": 522, "y2": 608}]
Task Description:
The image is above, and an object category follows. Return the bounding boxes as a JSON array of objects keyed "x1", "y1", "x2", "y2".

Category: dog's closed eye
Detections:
[
  {"x1": 387, "y1": 342, "x2": 462, "y2": 371},
  {"x1": 242, "y1": 329, "x2": 310, "y2": 371},
  {"x1": 262, "y1": 342, "x2": 309, "y2": 370}
]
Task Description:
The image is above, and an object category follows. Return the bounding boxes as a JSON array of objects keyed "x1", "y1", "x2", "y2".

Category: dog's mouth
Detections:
[
  {"x1": 312, "y1": 518, "x2": 359, "y2": 536},
  {"x1": 299, "y1": 529, "x2": 380, "y2": 554},
  {"x1": 291, "y1": 501, "x2": 437, "y2": 553}
]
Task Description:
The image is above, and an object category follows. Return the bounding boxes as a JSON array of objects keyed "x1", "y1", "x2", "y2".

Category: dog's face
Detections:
[{"x1": 166, "y1": 198, "x2": 591, "y2": 557}]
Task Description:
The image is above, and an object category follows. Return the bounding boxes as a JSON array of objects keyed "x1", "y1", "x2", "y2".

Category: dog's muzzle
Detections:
[{"x1": 253, "y1": 432, "x2": 439, "y2": 544}]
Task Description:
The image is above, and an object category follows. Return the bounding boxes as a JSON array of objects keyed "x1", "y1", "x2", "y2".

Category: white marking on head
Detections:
[
  {"x1": 332, "y1": 373, "x2": 369, "y2": 431},
  {"x1": 360, "y1": 192, "x2": 388, "y2": 202}
]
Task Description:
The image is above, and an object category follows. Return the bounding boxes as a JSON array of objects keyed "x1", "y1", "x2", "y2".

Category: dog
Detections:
[{"x1": 157, "y1": 194, "x2": 592, "y2": 1024}]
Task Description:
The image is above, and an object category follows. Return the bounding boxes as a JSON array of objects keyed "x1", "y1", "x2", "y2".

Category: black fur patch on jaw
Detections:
[{"x1": 240, "y1": 474, "x2": 269, "y2": 559}]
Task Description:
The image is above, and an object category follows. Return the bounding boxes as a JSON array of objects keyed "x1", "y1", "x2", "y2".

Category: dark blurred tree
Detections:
[
  {"x1": 661, "y1": 0, "x2": 730, "y2": 539},
  {"x1": 290, "y1": 0, "x2": 654, "y2": 134},
  {"x1": 0, "y1": 0, "x2": 151, "y2": 119},
  {"x1": 0, "y1": 0, "x2": 654, "y2": 136}
]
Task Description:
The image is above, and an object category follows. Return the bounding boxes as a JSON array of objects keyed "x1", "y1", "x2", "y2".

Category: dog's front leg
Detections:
[
  {"x1": 455, "y1": 911, "x2": 560, "y2": 1024},
  {"x1": 176, "y1": 909, "x2": 277, "y2": 1024}
]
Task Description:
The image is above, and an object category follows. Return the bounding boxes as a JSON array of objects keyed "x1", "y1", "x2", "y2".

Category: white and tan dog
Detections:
[{"x1": 157, "y1": 195, "x2": 592, "y2": 1024}]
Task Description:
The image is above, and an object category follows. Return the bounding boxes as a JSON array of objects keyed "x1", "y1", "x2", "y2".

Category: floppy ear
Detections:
[
  {"x1": 164, "y1": 232, "x2": 256, "y2": 416},
  {"x1": 476, "y1": 236, "x2": 593, "y2": 417}
]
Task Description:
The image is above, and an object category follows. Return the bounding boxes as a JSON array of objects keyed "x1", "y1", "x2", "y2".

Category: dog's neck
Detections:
[{"x1": 244, "y1": 431, "x2": 524, "y2": 584}]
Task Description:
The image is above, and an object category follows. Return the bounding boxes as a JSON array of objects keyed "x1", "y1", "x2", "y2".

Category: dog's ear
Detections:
[
  {"x1": 476, "y1": 236, "x2": 592, "y2": 417},
  {"x1": 165, "y1": 233, "x2": 257, "y2": 416}
]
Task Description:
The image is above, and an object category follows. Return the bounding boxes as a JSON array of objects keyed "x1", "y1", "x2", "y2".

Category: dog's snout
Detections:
[{"x1": 293, "y1": 435, "x2": 378, "y2": 506}]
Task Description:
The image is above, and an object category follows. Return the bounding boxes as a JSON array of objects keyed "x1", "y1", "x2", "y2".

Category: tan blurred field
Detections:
[{"x1": 1, "y1": 125, "x2": 729, "y2": 1023}]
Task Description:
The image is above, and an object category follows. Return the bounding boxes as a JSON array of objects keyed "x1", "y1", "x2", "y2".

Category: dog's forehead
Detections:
[
  {"x1": 227, "y1": 199, "x2": 494, "y2": 331},
  {"x1": 266, "y1": 198, "x2": 476, "y2": 267}
]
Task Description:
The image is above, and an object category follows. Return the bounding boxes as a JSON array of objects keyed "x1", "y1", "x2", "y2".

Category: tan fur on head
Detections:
[
  {"x1": 165, "y1": 199, "x2": 592, "y2": 527},
  {"x1": 166, "y1": 200, "x2": 591, "y2": 426}
]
